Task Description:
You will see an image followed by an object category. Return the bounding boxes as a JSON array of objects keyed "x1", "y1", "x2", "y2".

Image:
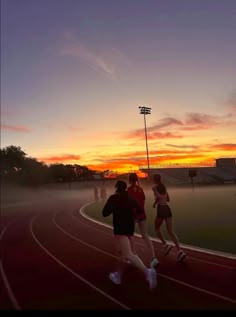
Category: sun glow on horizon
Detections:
[{"x1": 37, "y1": 153, "x2": 228, "y2": 174}]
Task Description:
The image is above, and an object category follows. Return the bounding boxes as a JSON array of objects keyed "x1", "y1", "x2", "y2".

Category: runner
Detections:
[
  {"x1": 152, "y1": 174, "x2": 186, "y2": 262},
  {"x1": 93, "y1": 186, "x2": 99, "y2": 201},
  {"x1": 127, "y1": 173, "x2": 159, "y2": 268},
  {"x1": 102, "y1": 180, "x2": 157, "y2": 289},
  {"x1": 100, "y1": 181, "x2": 107, "y2": 200}
]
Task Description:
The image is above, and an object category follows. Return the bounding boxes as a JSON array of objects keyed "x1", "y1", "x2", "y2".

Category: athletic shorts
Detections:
[
  {"x1": 157, "y1": 204, "x2": 172, "y2": 218},
  {"x1": 113, "y1": 220, "x2": 135, "y2": 236}
]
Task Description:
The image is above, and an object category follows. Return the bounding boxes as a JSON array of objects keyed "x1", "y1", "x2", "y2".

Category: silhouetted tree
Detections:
[
  {"x1": 0, "y1": 146, "x2": 26, "y2": 180},
  {"x1": 19, "y1": 158, "x2": 48, "y2": 187},
  {"x1": 0, "y1": 145, "x2": 97, "y2": 186}
]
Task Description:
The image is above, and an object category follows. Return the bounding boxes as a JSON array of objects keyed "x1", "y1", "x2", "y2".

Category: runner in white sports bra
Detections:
[{"x1": 152, "y1": 174, "x2": 186, "y2": 262}]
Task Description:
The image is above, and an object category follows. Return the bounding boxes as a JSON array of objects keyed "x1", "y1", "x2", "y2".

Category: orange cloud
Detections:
[
  {"x1": 37, "y1": 141, "x2": 234, "y2": 174},
  {"x1": 86, "y1": 149, "x2": 212, "y2": 173},
  {"x1": 148, "y1": 153, "x2": 208, "y2": 163},
  {"x1": 209, "y1": 143, "x2": 236, "y2": 151},
  {"x1": 1, "y1": 124, "x2": 31, "y2": 132},
  {"x1": 87, "y1": 153, "x2": 215, "y2": 173},
  {"x1": 85, "y1": 147, "x2": 206, "y2": 166},
  {"x1": 166, "y1": 144, "x2": 199, "y2": 149},
  {"x1": 40, "y1": 154, "x2": 81, "y2": 163}
]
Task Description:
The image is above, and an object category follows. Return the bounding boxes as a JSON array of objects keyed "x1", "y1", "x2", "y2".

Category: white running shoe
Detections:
[
  {"x1": 109, "y1": 272, "x2": 121, "y2": 285},
  {"x1": 177, "y1": 250, "x2": 186, "y2": 262},
  {"x1": 150, "y1": 257, "x2": 159, "y2": 269},
  {"x1": 145, "y1": 268, "x2": 157, "y2": 290}
]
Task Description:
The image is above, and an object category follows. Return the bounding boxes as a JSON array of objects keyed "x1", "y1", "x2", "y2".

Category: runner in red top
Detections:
[
  {"x1": 127, "y1": 180, "x2": 146, "y2": 220},
  {"x1": 127, "y1": 173, "x2": 159, "y2": 268}
]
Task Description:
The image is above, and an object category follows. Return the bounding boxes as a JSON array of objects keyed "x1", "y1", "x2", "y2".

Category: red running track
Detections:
[{"x1": 0, "y1": 199, "x2": 236, "y2": 310}]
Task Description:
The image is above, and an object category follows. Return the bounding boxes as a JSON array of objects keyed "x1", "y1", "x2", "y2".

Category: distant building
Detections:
[
  {"x1": 215, "y1": 158, "x2": 236, "y2": 168},
  {"x1": 139, "y1": 157, "x2": 236, "y2": 185}
]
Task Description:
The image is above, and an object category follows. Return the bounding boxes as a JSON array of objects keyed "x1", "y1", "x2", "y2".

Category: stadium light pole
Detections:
[{"x1": 139, "y1": 106, "x2": 151, "y2": 178}]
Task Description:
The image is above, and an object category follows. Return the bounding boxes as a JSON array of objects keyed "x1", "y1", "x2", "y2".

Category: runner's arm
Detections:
[
  {"x1": 102, "y1": 196, "x2": 114, "y2": 217},
  {"x1": 152, "y1": 186, "x2": 160, "y2": 208}
]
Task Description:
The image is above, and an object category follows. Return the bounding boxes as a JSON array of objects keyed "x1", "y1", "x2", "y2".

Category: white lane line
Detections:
[
  {"x1": 73, "y1": 211, "x2": 234, "y2": 270},
  {"x1": 72, "y1": 213, "x2": 112, "y2": 236},
  {"x1": 0, "y1": 225, "x2": 21, "y2": 310},
  {"x1": 79, "y1": 203, "x2": 236, "y2": 265},
  {"x1": 80, "y1": 202, "x2": 112, "y2": 231},
  {"x1": 55, "y1": 211, "x2": 236, "y2": 305},
  {"x1": 71, "y1": 212, "x2": 147, "y2": 252},
  {"x1": 0, "y1": 261, "x2": 21, "y2": 310},
  {"x1": 30, "y1": 214, "x2": 130, "y2": 310},
  {"x1": 53, "y1": 212, "x2": 116, "y2": 259}
]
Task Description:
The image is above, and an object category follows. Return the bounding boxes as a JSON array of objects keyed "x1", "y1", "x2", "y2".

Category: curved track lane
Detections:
[{"x1": 1, "y1": 199, "x2": 236, "y2": 310}]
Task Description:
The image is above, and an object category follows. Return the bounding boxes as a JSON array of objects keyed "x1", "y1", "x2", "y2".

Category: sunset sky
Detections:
[{"x1": 1, "y1": 0, "x2": 236, "y2": 173}]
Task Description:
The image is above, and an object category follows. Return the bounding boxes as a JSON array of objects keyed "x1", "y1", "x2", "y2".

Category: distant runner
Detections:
[
  {"x1": 100, "y1": 181, "x2": 107, "y2": 200},
  {"x1": 93, "y1": 186, "x2": 99, "y2": 202}
]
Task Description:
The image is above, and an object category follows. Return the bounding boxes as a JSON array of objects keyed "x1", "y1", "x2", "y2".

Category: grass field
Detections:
[
  {"x1": 1, "y1": 182, "x2": 235, "y2": 255},
  {"x1": 84, "y1": 184, "x2": 236, "y2": 255}
]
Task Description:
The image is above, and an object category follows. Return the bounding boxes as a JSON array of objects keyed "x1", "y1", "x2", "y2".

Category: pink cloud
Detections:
[
  {"x1": 150, "y1": 112, "x2": 235, "y2": 134},
  {"x1": 1, "y1": 124, "x2": 31, "y2": 132},
  {"x1": 149, "y1": 132, "x2": 183, "y2": 139},
  {"x1": 126, "y1": 130, "x2": 182, "y2": 140},
  {"x1": 149, "y1": 117, "x2": 183, "y2": 131}
]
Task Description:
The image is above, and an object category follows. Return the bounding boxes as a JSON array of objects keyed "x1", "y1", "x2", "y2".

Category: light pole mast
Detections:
[{"x1": 139, "y1": 106, "x2": 151, "y2": 176}]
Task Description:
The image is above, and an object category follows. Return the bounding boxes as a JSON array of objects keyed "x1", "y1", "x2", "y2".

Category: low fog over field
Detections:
[
  {"x1": 1, "y1": 180, "x2": 236, "y2": 254},
  {"x1": 1, "y1": 180, "x2": 118, "y2": 213}
]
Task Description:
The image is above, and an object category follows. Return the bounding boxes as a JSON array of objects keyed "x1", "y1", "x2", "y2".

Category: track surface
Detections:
[{"x1": 1, "y1": 198, "x2": 236, "y2": 310}]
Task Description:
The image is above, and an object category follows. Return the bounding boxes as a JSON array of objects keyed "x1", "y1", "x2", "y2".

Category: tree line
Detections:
[{"x1": 0, "y1": 145, "x2": 104, "y2": 187}]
